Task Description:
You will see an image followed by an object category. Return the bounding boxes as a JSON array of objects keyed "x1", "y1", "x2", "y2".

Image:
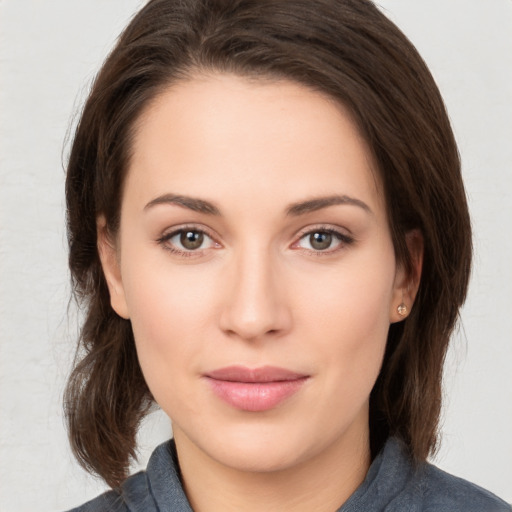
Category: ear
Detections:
[
  {"x1": 390, "y1": 229, "x2": 424, "y2": 323},
  {"x1": 97, "y1": 216, "x2": 130, "y2": 319}
]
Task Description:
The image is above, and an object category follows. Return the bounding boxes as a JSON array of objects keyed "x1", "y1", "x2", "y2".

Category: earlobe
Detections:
[
  {"x1": 97, "y1": 216, "x2": 130, "y2": 319},
  {"x1": 390, "y1": 229, "x2": 424, "y2": 323}
]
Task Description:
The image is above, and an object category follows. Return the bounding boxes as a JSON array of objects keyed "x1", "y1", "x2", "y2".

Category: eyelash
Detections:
[
  {"x1": 293, "y1": 226, "x2": 355, "y2": 256},
  {"x1": 156, "y1": 225, "x2": 219, "y2": 259},
  {"x1": 156, "y1": 224, "x2": 355, "y2": 258}
]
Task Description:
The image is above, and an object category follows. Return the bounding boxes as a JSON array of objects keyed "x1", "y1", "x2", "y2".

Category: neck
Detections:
[{"x1": 173, "y1": 419, "x2": 371, "y2": 512}]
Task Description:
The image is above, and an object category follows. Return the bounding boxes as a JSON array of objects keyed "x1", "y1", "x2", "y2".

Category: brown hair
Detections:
[{"x1": 64, "y1": 0, "x2": 472, "y2": 488}]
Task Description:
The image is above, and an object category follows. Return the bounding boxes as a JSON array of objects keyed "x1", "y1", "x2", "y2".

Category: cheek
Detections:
[
  {"x1": 299, "y1": 253, "x2": 394, "y2": 337},
  {"x1": 120, "y1": 252, "x2": 217, "y2": 395},
  {"x1": 122, "y1": 235, "x2": 211, "y2": 328},
  {"x1": 294, "y1": 250, "x2": 395, "y2": 387}
]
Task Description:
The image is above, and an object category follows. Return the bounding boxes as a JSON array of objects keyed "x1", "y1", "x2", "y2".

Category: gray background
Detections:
[{"x1": 1, "y1": 1, "x2": 511, "y2": 510}]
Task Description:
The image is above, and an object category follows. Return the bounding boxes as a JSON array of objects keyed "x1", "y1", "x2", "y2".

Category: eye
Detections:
[
  {"x1": 304, "y1": 231, "x2": 335, "y2": 251},
  {"x1": 294, "y1": 228, "x2": 353, "y2": 253},
  {"x1": 158, "y1": 227, "x2": 218, "y2": 255},
  {"x1": 175, "y1": 229, "x2": 206, "y2": 250}
]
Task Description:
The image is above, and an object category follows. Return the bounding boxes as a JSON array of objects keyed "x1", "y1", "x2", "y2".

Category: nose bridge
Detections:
[{"x1": 219, "y1": 240, "x2": 290, "y2": 340}]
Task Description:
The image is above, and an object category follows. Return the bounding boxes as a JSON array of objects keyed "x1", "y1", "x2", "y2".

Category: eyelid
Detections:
[
  {"x1": 295, "y1": 223, "x2": 353, "y2": 239},
  {"x1": 291, "y1": 224, "x2": 355, "y2": 254},
  {"x1": 157, "y1": 224, "x2": 221, "y2": 257},
  {"x1": 156, "y1": 223, "x2": 354, "y2": 258}
]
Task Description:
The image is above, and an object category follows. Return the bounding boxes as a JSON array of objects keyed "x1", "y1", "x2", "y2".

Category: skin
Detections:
[{"x1": 99, "y1": 74, "x2": 422, "y2": 512}]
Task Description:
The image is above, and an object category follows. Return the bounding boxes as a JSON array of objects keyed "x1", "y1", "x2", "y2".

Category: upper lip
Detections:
[{"x1": 205, "y1": 365, "x2": 308, "y2": 383}]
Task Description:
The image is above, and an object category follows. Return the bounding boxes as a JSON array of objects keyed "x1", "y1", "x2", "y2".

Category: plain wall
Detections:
[{"x1": 0, "y1": 1, "x2": 510, "y2": 510}]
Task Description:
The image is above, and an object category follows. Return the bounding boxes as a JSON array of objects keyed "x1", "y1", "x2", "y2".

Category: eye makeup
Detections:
[{"x1": 156, "y1": 223, "x2": 355, "y2": 259}]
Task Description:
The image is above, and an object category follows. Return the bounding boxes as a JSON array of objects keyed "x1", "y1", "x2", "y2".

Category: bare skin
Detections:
[{"x1": 99, "y1": 73, "x2": 422, "y2": 511}]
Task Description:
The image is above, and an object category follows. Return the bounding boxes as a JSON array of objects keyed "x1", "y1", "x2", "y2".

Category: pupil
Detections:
[
  {"x1": 180, "y1": 231, "x2": 203, "y2": 250},
  {"x1": 310, "y1": 232, "x2": 332, "y2": 250}
]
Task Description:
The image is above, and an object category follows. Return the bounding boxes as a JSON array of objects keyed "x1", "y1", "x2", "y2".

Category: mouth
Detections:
[{"x1": 204, "y1": 365, "x2": 310, "y2": 412}]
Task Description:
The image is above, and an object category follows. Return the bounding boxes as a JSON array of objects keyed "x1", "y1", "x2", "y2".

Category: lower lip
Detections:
[{"x1": 205, "y1": 377, "x2": 308, "y2": 412}]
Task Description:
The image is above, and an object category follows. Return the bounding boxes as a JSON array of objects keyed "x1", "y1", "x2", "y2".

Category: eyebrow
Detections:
[
  {"x1": 144, "y1": 194, "x2": 221, "y2": 215},
  {"x1": 144, "y1": 193, "x2": 371, "y2": 216},
  {"x1": 285, "y1": 195, "x2": 372, "y2": 216}
]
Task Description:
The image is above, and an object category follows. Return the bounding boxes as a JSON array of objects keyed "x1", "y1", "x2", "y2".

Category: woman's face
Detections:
[{"x1": 100, "y1": 74, "x2": 409, "y2": 473}]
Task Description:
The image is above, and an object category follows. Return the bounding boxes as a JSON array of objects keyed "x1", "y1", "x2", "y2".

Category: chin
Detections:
[
  {"x1": 207, "y1": 432, "x2": 317, "y2": 473},
  {"x1": 174, "y1": 411, "x2": 361, "y2": 475}
]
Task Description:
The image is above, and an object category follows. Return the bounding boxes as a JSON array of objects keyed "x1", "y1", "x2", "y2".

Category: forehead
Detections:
[{"x1": 126, "y1": 73, "x2": 384, "y2": 216}]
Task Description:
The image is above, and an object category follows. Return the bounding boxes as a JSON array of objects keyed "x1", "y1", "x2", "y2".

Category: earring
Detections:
[
  {"x1": 397, "y1": 303, "x2": 408, "y2": 316},
  {"x1": 397, "y1": 289, "x2": 408, "y2": 316}
]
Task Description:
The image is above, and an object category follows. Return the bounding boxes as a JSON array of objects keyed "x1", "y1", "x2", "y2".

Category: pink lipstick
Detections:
[{"x1": 204, "y1": 366, "x2": 309, "y2": 412}]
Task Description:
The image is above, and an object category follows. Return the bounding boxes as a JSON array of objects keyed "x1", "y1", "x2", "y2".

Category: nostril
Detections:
[{"x1": 217, "y1": 262, "x2": 293, "y2": 341}]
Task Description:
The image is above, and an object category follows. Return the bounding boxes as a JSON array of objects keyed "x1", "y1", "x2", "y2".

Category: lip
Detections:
[{"x1": 204, "y1": 365, "x2": 309, "y2": 412}]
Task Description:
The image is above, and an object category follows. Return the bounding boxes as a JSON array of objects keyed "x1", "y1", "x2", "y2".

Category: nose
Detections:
[{"x1": 218, "y1": 245, "x2": 292, "y2": 342}]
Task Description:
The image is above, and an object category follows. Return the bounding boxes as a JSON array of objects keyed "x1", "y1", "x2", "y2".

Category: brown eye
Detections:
[
  {"x1": 309, "y1": 232, "x2": 333, "y2": 250},
  {"x1": 294, "y1": 228, "x2": 353, "y2": 254},
  {"x1": 180, "y1": 230, "x2": 204, "y2": 250},
  {"x1": 159, "y1": 227, "x2": 218, "y2": 256}
]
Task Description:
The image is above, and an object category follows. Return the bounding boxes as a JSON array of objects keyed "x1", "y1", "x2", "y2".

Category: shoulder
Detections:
[
  {"x1": 64, "y1": 439, "x2": 191, "y2": 512},
  {"x1": 64, "y1": 471, "x2": 155, "y2": 512},
  {"x1": 414, "y1": 462, "x2": 511, "y2": 512},
  {"x1": 352, "y1": 437, "x2": 511, "y2": 512}
]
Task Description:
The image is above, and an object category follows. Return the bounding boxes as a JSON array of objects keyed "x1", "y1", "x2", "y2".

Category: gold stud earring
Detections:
[{"x1": 397, "y1": 289, "x2": 408, "y2": 317}]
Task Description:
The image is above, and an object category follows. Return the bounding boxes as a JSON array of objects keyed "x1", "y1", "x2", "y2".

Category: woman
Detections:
[{"x1": 63, "y1": 0, "x2": 510, "y2": 510}]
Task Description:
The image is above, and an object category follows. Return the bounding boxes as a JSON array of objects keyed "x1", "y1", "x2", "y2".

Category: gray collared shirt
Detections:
[{"x1": 66, "y1": 437, "x2": 511, "y2": 511}]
